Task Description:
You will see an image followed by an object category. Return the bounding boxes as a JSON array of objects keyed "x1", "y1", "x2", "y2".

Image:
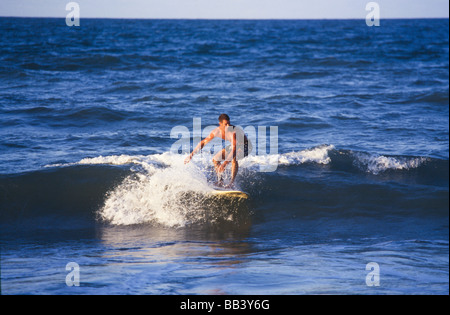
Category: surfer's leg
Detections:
[
  {"x1": 213, "y1": 149, "x2": 226, "y2": 184},
  {"x1": 213, "y1": 148, "x2": 226, "y2": 163},
  {"x1": 229, "y1": 159, "x2": 238, "y2": 186},
  {"x1": 225, "y1": 148, "x2": 243, "y2": 188}
]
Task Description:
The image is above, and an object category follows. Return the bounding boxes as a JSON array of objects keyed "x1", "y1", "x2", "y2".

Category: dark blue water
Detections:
[{"x1": 0, "y1": 18, "x2": 448, "y2": 295}]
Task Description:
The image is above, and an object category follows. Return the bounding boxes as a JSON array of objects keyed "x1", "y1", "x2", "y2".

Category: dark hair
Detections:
[{"x1": 218, "y1": 113, "x2": 230, "y2": 122}]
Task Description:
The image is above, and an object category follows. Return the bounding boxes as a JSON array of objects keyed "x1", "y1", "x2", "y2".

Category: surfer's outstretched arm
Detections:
[{"x1": 184, "y1": 131, "x2": 215, "y2": 164}]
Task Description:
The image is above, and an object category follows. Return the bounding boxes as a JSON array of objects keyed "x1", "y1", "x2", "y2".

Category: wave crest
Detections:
[{"x1": 352, "y1": 152, "x2": 429, "y2": 175}]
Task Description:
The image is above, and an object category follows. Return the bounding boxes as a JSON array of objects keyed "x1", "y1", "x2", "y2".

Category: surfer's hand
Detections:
[{"x1": 184, "y1": 155, "x2": 191, "y2": 164}]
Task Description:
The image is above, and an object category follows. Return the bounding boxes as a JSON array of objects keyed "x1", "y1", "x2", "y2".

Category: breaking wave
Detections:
[{"x1": 1, "y1": 145, "x2": 447, "y2": 227}]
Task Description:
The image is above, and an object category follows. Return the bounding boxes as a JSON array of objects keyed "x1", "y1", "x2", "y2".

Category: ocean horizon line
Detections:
[{"x1": 0, "y1": 16, "x2": 448, "y2": 21}]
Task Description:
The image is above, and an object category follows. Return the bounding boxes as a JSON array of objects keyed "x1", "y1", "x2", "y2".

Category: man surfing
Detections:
[{"x1": 184, "y1": 114, "x2": 252, "y2": 188}]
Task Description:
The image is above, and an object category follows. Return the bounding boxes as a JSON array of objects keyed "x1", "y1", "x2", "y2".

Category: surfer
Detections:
[{"x1": 184, "y1": 114, "x2": 252, "y2": 187}]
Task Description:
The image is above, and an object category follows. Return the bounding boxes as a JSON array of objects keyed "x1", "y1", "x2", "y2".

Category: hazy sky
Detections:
[{"x1": 0, "y1": 0, "x2": 449, "y2": 19}]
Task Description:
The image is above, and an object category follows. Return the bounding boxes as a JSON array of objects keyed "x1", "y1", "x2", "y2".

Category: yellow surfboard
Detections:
[{"x1": 211, "y1": 189, "x2": 249, "y2": 199}]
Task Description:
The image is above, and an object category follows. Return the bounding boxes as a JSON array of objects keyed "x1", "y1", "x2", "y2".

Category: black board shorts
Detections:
[{"x1": 225, "y1": 139, "x2": 252, "y2": 160}]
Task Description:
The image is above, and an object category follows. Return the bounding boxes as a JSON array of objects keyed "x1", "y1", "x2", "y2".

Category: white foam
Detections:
[
  {"x1": 45, "y1": 154, "x2": 146, "y2": 169},
  {"x1": 279, "y1": 144, "x2": 334, "y2": 165},
  {"x1": 353, "y1": 152, "x2": 428, "y2": 175},
  {"x1": 99, "y1": 153, "x2": 213, "y2": 226},
  {"x1": 78, "y1": 154, "x2": 142, "y2": 166},
  {"x1": 237, "y1": 144, "x2": 334, "y2": 171}
]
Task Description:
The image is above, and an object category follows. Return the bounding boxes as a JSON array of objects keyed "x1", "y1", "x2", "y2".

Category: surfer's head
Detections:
[{"x1": 218, "y1": 114, "x2": 230, "y2": 126}]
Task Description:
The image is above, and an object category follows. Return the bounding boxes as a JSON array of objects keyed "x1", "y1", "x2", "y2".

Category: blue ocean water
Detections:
[{"x1": 0, "y1": 18, "x2": 448, "y2": 295}]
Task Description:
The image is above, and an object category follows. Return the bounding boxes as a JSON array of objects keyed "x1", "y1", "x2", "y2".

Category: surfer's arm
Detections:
[{"x1": 184, "y1": 131, "x2": 215, "y2": 164}]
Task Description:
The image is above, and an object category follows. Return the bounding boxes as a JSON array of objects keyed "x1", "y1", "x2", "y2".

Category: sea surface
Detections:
[{"x1": 0, "y1": 18, "x2": 448, "y2": 295}]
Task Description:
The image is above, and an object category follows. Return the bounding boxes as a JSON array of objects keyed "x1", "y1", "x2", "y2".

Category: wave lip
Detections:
[
  {"x1": 352, "y1": 152, "x2": 429, "y2": 175},
  {"x1": 66, "y1": 146, "x2": 444, "y2": 178},
  {"x1": 243, "y1": 144, "x2": 445, "y2": 177},
  {"x1": 279, "y1": 145, "x2": 334, "y2": 165}
]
